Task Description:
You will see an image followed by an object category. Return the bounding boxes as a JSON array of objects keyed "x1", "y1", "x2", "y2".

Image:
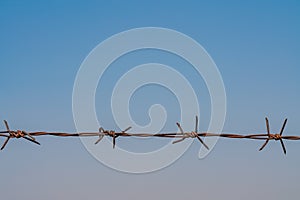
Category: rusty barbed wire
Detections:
[{"x1": 0, "y1": 116, "x2": 299, "y2": 154}]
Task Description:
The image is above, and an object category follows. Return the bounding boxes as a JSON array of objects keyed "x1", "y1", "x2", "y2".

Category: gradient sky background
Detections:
[{"x1": 0, "y1": 1, "x2": 300, "y2": 200}]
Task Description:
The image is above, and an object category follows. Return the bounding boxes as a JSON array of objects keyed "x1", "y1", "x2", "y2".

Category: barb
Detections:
[
  {"x1": 1, "y1": 120, "x2": 40, "y2": 150},
  {"x1": 259, "y1": 118, "x2": 288, "y2": 154},
  {"x1": 0, "y1": 117, "x2": 299, "y2": 155},
  {"x1": 172, "y1": 116, "x2": 209, "y2": 150}
]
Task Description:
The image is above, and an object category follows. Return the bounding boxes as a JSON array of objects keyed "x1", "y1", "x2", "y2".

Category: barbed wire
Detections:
[{"x1": 0, "y1": 116, "x2": 299, "y2": 154}]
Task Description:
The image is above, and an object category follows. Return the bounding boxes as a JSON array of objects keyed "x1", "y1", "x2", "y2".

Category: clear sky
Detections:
[{"x1": 0, "y1": 1, "x2": 300, "y2": 199}]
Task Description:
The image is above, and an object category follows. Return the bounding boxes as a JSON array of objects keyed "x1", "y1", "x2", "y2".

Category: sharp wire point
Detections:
[
  {"x1": 1, "y1": 120, "x2": 11, "y2": 150},
  {"x1": 193, "y1": 132, "x2": 209, "y2": 150},
  {"x1": 123, "y1": 126, "x2": 132, "y2": 133},
  {"x1": 280, "y1": 139, "x2": 287, "y2": 154},
  {"x1": 259, "y1": 117, "x2": 271, "y2": 152},
  {"x1": 113, "y1": 135, "x2": 116, "y2": 149},
  {"x1": 280, "y1": 118, "x2": 288, "y2": 136},
  {"x1": 195, "y1": 116, "x2": 198, "y2": 133},
  {"x1": 172, "y1": 122, "x2": 186, "y2": 144},
  {"x1": 176, "y1": 122, "x2": 184, "y2": 134},
  {"x1": 23, "y1": 136, "x2": 40, "y2": 145},
  {"x1": 265, "y1": 117, "x2": 270, "y2": 136},
  {"x1": 1, "y1": 137, "x2": 10, "y2": 150},
  {"x1": 95, "y1": 127, "x2": 105, "y2": 144},
  {"x1": 172, "y1": 139, "x2": 184, "y2": 144},
  {"x1": 4, "y1": 120, "x2": 10, "y2": 132},
  {"x1": 259, "y1": 139, "x2": 269, "y2": 151},
  {"x1": 95, "y1": 135, "x2": 104, "y2": 144}
]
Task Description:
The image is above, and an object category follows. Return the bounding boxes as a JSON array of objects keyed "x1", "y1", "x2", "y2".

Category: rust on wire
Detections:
[{"x1": 0, "y1": 117, "x2": 299, "y2": 154}]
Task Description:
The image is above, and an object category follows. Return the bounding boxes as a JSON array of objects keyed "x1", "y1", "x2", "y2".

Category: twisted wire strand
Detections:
[{"x1": 0, "y1": 117, "x2": 299, "y2": 154}]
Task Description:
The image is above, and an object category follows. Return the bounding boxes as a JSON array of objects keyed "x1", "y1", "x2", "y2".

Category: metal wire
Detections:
[{"x1": 0, "y1": 117, "x2": 299, "y2": 154}]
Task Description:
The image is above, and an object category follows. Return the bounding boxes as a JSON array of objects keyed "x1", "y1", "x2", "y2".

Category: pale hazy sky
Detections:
[{"x1": 0, "y1": 1, "x2": 300, "y2": 200}]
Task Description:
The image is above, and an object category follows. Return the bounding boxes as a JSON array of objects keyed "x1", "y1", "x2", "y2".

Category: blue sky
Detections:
[{"x1": 0, "y1": 1, "x2": 300, "y2": 199}]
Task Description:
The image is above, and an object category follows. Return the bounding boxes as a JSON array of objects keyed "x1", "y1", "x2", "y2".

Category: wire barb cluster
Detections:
[{"x1": 0, "y1": 117, "x2": 299, "y2": 155}]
